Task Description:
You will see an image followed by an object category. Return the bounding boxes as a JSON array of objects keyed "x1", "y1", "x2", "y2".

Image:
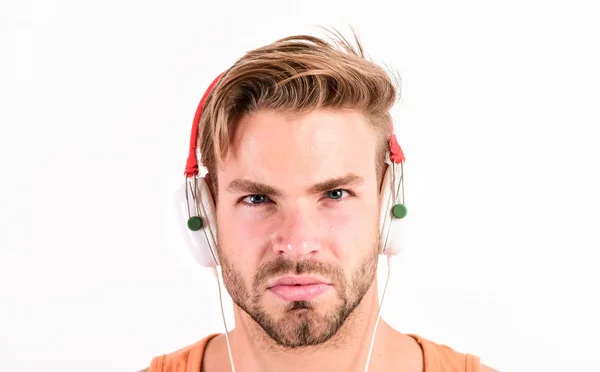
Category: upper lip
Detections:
[{"x1": 268, "y1": 276, "x2": 330, "y2": 288}]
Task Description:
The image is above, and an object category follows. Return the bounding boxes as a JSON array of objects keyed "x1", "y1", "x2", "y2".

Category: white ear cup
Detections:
[
  {"x1": 176, "y1": 183, "x2": 204, "y2": 265},
  {"x1": 378, "y1": 164, "x2": 405, "y2": 256},
  {"x1": 179, "y1": 177, "x2": 220, "y2": 267},
  {"x1": 383, "y1": 212, "x2": 404, "y2": 255}
]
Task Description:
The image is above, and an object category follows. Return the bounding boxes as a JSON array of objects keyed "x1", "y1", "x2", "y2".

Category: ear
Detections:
[
  {"x1": 379, "y1": 163, "x2": 389, "y2": 194},
  {"x1": 204, "y1": 173, "x2": 217, "y2": 205}
]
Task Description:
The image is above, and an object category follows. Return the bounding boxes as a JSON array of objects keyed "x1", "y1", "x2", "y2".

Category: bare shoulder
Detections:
[{"x1": 481, "y1": 364, "x2": 500, "y2": 372}]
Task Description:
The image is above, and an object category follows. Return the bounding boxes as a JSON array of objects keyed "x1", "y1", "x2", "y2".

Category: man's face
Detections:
[{"x1": 216, "y1": 109, "x2": 382, "y2": 348}]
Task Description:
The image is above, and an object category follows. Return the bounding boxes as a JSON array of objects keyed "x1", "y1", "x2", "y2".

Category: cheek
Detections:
[
  {"x1": 217, "y1": 199, "x2": 380, "y2": 264},
  {"x1": 325, "y1": 204, "x2": 380, "y2": 260},
  {"x1": 216, "y1": 207, "x2": 272, "y2": 268}
]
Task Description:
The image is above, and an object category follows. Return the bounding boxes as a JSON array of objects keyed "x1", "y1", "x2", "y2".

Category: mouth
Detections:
[{"x1": 267, "y1": 276, "x2": 332, "y2": 302}]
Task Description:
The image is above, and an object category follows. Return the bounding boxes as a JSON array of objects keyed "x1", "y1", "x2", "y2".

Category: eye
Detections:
[
  {"x1": 326, "y1": 189, "x2": 348, "y2": 200},
  {"x1": 241, "y1": 194, "x2": 270, "y2": 206}
]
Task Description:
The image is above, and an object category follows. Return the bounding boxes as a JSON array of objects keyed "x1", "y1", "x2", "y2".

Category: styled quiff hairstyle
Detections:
[{"x1": 198, "y1": 29, "x2": 400, "y2": 194}]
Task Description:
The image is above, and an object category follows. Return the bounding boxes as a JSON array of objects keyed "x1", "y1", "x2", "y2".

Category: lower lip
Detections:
[{"x1": 269, "y1": 284, "x2": 331, "y2": 302}]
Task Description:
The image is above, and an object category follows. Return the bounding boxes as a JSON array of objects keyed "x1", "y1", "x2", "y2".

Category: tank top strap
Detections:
[
  {"x1": 408, "y1": 334, "x2": 481, "y2": 372},
  {"x1": 149, "y1": 334, "x2": 219, "y2": 372}
]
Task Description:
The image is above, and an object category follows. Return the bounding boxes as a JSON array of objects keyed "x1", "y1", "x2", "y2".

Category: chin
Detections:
[{"x1": 248, "y1": 298, "x2": 348, "y2": 348}]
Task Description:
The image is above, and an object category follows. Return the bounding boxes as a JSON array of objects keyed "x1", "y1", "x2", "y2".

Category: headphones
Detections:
[{"x1": 178, "y1": 74, "x2": 407, "y2": 268}]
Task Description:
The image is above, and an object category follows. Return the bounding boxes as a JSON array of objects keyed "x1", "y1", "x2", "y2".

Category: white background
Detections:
[{"x1": 1, "y1": 0, "x2": 599, "y2": 371}]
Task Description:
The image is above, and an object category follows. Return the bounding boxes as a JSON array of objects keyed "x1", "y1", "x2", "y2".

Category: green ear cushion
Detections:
[
  {"x1": 187, "y1": 216, "x2": 203, "y2": 231},
  {"x1": 392, "y1": 204, "x2": 407, "y2": 219}
]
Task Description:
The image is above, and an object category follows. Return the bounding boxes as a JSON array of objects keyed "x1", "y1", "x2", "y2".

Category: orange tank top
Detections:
[{"x1": 149, "y1": 333, "x2": 481, "y2": 372}]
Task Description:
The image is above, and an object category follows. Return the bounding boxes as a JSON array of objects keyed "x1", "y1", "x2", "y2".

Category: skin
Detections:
[
  {"x1": 139, "y1": 109, "x2": 499, "y2": 372},
  {"x1": 205, "y1": 109, "x2": 422, "y2": 372}
]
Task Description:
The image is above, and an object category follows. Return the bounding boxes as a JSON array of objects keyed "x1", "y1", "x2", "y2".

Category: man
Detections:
[{"x1": 141, "y1": 30, "x2": 498, "y2": 372}]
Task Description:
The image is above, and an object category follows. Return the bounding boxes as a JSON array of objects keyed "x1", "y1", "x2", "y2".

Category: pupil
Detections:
[{"x1": 251, "y1": 195, "x2": 266, "y2": 203}]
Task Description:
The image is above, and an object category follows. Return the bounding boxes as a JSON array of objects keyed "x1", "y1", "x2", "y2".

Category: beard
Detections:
[{"x1": 219, "y1": 244, "x2": 379, "y2": 349}]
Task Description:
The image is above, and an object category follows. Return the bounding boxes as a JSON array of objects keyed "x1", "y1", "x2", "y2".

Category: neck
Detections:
[{"x1": 226, "y1": 283, "x2": 392, "y2": 372}]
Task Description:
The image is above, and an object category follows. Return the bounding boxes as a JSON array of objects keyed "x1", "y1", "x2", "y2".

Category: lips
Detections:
[
  {"x1": 270, "y1": 276, "x2": 329, "y2": 287},
  {"x1": 267, "y1": 276, "x2": 332, "y2": 302}
]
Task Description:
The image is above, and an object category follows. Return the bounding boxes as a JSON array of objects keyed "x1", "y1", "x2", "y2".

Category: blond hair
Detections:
[{"x1": 198, "y1": 29, "x2": 400, "y2": 194}]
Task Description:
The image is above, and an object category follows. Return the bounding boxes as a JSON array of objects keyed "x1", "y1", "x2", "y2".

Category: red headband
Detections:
[
  {"x1": 184, "y1": 73, "x2": 223, "y2": 178},
  {"x1": 184, "y1": 74, "x2": 405, "y2": 177},
  {"x1": 390, "y1": 132, "x2": 405, "y2": 164}
]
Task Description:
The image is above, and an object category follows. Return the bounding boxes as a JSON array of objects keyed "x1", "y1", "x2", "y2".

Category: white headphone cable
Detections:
[
  {"x1": 363, "y1": 255, "x2": 392, "y2": 372},
  {"x1": 213, "y1": 266, "x2": 237, "y2": 372}
]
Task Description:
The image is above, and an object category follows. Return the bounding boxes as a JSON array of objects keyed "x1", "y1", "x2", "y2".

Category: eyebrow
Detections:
[
  {"x1": 307, "y1": 173, "x2": 364, "y2": 194},
  {"x1": 226, "y1": 179, "x2": 282, "y2": 197},
  {"x1": 226, "y1": 173, "x2": 364, "y2": 196}
]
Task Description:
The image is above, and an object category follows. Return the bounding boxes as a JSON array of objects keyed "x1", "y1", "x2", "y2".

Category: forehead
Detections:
[{"x1": 219, "y1": 109, "x2": 379, "y2": 189}]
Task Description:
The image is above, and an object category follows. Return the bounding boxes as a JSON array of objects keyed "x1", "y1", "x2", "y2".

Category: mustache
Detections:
[{"x1": 253, "y1": 257, "x2": 344, "y2": 289}]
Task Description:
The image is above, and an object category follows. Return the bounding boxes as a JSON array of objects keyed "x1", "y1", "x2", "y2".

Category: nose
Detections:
[{"x1": 271, "y1": 206, "x2": 322, "y2": 259}]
